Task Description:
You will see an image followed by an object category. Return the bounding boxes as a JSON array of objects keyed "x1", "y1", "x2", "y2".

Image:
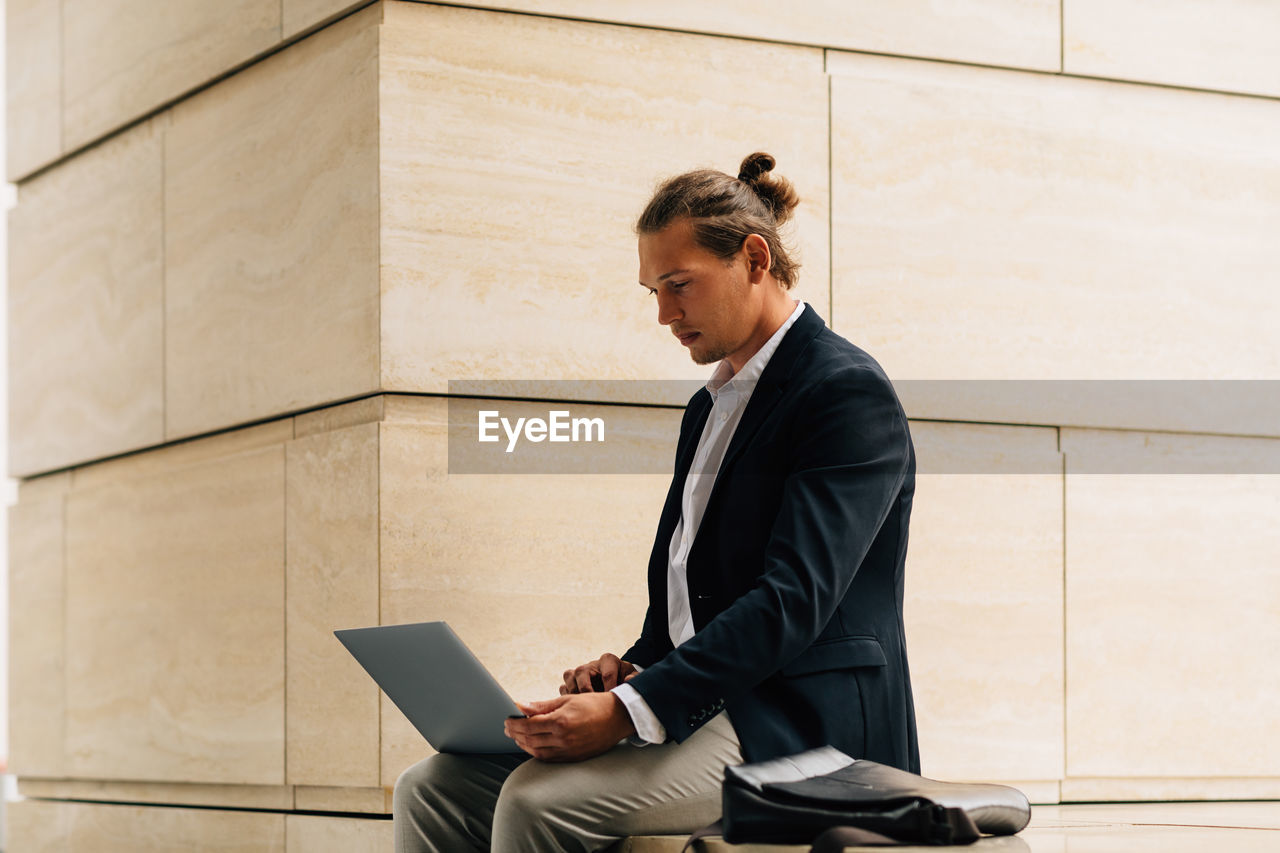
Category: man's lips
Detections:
[{"x1": 675, "y1": 331, "x2": 700, "y2": 346}]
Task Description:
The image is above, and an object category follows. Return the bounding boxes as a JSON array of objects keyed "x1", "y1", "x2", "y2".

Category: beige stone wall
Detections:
[{"x1": 6, "y1": 1, "x2": 1278, "y2": 847}]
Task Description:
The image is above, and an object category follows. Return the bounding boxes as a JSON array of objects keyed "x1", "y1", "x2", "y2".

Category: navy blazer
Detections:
[{"x1": 623, "y1": 304, "x2": 919, "y2": 772}]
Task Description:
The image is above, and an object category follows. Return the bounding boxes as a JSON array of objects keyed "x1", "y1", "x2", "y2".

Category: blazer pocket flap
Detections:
[{"x1": 781, "y1": 636, "x2": 887, "y2": 676}]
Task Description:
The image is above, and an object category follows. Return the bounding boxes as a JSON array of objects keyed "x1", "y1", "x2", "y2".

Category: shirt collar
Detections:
[{"x1": 707, "y1": 300, "x2": 806, "y2": 400}]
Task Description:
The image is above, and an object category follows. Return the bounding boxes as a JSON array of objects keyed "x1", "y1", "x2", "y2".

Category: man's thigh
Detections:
[
  {"x1": 492, "y1": 712, "x2": 741, "y2": 850},
  {"x1": 393, "y1": 751, "x2": 529, "y2": 853}
]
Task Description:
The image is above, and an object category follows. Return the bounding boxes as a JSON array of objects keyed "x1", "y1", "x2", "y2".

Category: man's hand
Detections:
[
  {"x1": 560, "y1": 653, "x2": 638, "y2": 695},
  {"x1": 503, "y1": 692, "x2": 637, "y2": 762}
]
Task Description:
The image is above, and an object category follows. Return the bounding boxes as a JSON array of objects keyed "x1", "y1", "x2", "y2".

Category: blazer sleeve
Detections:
[
  {"x1": 622, "y1": 602, "x2": 671, "y2": 669},
  {"x1": 624, "y1": 363, "x2": 912, "y2": 743}
]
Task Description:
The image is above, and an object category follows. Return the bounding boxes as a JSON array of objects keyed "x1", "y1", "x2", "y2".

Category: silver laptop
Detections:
[{"x1": 335, "y1": 621, "x2": 525, "y2": 754}]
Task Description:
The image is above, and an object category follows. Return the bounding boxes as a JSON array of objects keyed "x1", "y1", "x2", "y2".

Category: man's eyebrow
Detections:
[{"x1": 638, "y1": 268, "x2": 692, "y2": 287}]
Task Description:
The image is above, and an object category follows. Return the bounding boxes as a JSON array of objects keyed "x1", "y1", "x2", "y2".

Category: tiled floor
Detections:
[{"x1": 619, "y1": 801, "x2": 1280, "y2": 851}]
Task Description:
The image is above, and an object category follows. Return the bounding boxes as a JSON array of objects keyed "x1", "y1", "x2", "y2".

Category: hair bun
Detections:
[
  {"x1": 737, "y1": 152, "x2": 776, "y2": 184},
  {"x1": 736, "y1": 151, "x2": 799, "y2": 226}
]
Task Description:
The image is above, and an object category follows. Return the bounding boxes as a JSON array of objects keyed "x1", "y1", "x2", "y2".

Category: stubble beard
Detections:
[
  {"x1": 689, "y1": 323, "x2": 752, "y2": 366},
  {"x1": 689, "y1": 338, "x2": 731, "y2": 365},
  {"x1": 690, "y1": 347, "x2": 725, "y2": 365}
]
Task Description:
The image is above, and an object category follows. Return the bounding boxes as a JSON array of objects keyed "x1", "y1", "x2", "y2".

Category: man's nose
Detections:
[{"x1": 656, "y1": 290, "x2": 680, "y2": 326}]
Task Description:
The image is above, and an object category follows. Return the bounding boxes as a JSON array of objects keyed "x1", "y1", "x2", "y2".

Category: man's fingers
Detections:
[
  {"x1": 562, "y1": 655, "x2": 630, "y2": 694},
  {"x1": 598, "y1": 653, "x2": 622, "y2": 690},
  {"x1": 514, "y1": 740, "x2": 566, "y2": 762},
  {"x1": 508, "y1": 724, "x2": 559, "y2": 742},
  {"x1": 519, "y1": 696, "x2": 568, "y2": 716},
  {"x1": 561, "y1": 668, "x2": 580, "y2": 694},
  {"x1": 508, "y1": 716, "x2": 559, "y2": 738},
  {"x1": 506, "y1": 730, "x2": 554, "y2": 759},
  {"x1": 573, "y1": 664, "x2": 599, "y2": 694},
  {"x1": 505, "y1": 720, "x2": 555, "y2": 750}
]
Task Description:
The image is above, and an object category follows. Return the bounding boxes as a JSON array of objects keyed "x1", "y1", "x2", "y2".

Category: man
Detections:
[{"x1": 394, "y1": 153, "x2": 917, "y2": 852}]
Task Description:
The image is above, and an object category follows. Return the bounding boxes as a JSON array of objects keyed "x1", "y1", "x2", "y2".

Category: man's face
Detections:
[{"x1": 637, "y1": 219, "x2": 763, "y2": 368}]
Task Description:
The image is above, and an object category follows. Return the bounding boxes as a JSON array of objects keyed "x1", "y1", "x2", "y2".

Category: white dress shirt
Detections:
[{"x1": 614, "y1": 300, "x2": 805, "y2": 743}]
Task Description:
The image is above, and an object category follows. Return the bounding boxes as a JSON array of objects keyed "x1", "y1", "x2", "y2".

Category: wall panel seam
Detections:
[
  {"x1": 283, "y1": 442, "x2": 290, "y2": 790},
  {"x1": 376, "y1": 421, "x2": 383, "y2": 786},
  {"x1": 825, "y1": 65, "x2": 833, "y2": 326},
  {"x1": 1060, "y1": 433, "x2": 1067, "y2": 782},
  {"x1": 826, "y1": 56, "x2": 1280, "y2": 104},
  {"x1": 376, "y1": 7, "x2": 384, "y2": 396},
  {"x1": 19, "y1": 393, "x2": 386, "y2": 480},
  {"x1": 58, "y1": 0, "x2": 65, "y2": 154},
  {"x1": 161, "y1": 119, "x2": 168, "y2": 439},
  {"x1": 413, "y1": 0, "x2": 851, "y2": 56},
  {"x1": 61, "y1": 489, "x2": 69, "y2": 778},
  {"x1": 21, "y1": 406, "x2": 1280, "y2": 482},
  {"x1": 1058, "y1": 0, "x2": 1064, "y2": 74},
  {"x1": 15, "y1": 794, "x2": 392, "y2": 819}
]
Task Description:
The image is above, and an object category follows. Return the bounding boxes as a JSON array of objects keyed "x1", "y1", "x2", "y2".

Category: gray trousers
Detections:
[{"x1": 392, "y1": 712, "x2": 741, "y2": 853}]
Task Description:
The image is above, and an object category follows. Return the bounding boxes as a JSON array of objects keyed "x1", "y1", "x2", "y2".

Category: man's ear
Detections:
[{"x1": 742, "y1": 234, "x2": 772, "y2": 284}]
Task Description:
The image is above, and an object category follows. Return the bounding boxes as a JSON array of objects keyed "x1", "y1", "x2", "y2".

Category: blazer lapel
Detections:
[
  {"x1": 649, "y1": 389, "x2": 712, "y2": 576},
  {"x1": 706, "y1": 304, "x2": 826, "y2": 503}
]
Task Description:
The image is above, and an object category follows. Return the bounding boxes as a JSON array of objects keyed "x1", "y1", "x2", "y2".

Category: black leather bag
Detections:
[{"x1": 684, "y1": 746, "x2": 1031, "y2": 850}]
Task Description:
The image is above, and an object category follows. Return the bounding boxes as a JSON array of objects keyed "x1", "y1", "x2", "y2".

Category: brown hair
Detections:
[{"x1": 636, "y1": 152, "x2": 801, "y2": 289}]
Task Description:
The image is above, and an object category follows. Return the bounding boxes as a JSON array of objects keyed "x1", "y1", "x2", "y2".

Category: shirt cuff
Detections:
[{"x1": 611, "y1": 682, "x2": 668, "y2": 745}]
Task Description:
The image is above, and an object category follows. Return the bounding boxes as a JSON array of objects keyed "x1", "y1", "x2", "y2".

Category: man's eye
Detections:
[{"x1": 642, "y1": 282, "x2": 687, "y2": 296}]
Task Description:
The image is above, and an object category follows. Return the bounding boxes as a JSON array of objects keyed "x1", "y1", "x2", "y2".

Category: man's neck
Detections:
[{"x1": 725, "y1": 296, "x2": 800, "y2": 375}]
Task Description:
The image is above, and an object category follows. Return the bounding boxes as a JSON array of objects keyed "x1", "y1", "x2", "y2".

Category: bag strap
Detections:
[
  {"x1": 686, "y1": 804, "x2": 983, "y2": 850},
  {"x1": 810, "y1": 805, "x2": 982, "y2": 849},
  {"x1": 679, "y1": 820, "x2": 723, "y2": 852},
  {"x1": 681, "y1": 804, "x2": 981, "y2": 851},
  {"x1": 937, "y1": 805, "x2": 982, "y2": 844},
  {"x1": 809, "y1": 825, "x2": 902, "y2": 850}
]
